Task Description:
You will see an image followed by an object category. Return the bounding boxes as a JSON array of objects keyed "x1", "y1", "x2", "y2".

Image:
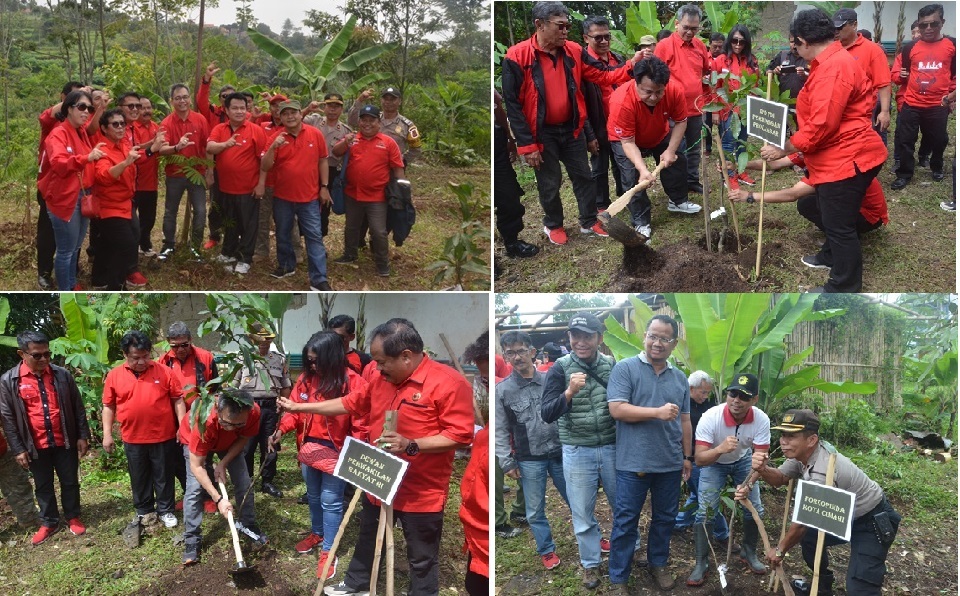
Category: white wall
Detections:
[{"x1": 797, "y1": 2, "x2": 956, "y2": 40}]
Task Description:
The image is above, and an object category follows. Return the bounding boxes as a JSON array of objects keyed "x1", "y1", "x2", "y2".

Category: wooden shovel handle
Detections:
[
  {"x1": 604, "y1": 161, "x2": 667, "y2": 217},
  {"x1": 219, "y1": 480, "x2": 245, "y2": 568},
  {"x1": 737, "y1": 471, "x2": 795, "y2": 596}
]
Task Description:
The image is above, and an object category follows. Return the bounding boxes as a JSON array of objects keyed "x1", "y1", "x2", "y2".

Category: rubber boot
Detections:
[
  {"x1": 686, "y1": 523, "x2": 712, "y2": 586},
  {"x1": 740, "y1": 520, "x2": 768, "y2": 575}
]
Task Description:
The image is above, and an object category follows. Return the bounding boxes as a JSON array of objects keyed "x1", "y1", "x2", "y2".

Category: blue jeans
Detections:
[
  {"x1": 609, "y1": 468, "x2": 681, "y2": 582},
  {"x1": 273, "y1": 197, "x2": 328, "y2": 286},
  {"x1": 182, "y1": 445, "x2": 255, "y2": 550},
  {"x1": 301, "y1": 463, "x2": 346, "y2": 551},
  {"x1": 675, "y1": 463, "x2": 730, "y2": 539},
  {"x1": 517, "y1": 457, "x2": 568, "y2": 556},
  {"x1": 47, "y1": 193, "x2": 88, "y2": 290},
  {"x1": 718, "y1": 114, "x2": 748, "y2": 171},
  {"x1": 562, "y1": 444, "x2": 617, "y2": 569},
  {"x1": 695, "y1": 455, "x2": 764, "y2": 524},
  {"x1": 162, "y1": 176, "x2": 206, "y2": 249}
]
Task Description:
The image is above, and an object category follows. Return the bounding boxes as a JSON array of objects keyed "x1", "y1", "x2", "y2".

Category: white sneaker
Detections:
[
  {"x1": 214, "y1": 254, "x2": 237, "y2": 264},
  {"x1": 324, "y1": 582, "x2": 370, "y2": 596},
  {"x1": 140, "y1": 248, "x2": 157, "y2": 258},
  {"x1": 159, "y1": 513, "x2": 178, "y2": 528},
  {"x1": 234, "y1": 262, "x2": 251, "y2": 274},
  {"x1": 667, "y1": 200, "x2": 703, "y2": 214}
]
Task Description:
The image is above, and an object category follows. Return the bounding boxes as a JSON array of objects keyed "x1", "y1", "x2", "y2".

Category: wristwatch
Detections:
[
  {"x1": 746, "y1": 192, "x2": 755, "y2": 204},
  {"x1": 405, "y1": 440, "x2": 420, "y2": 457},
  {"x1": 775, "y1": 548, "x2": 786, "y2": 560},
  {"x1": 685, "y1": 455, "x2": 695, "y2": 462}
]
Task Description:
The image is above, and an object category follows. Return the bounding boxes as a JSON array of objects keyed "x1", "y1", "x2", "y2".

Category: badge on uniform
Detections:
[{"x1": 412, "y1": 392, "x2": 421, "y2": 402}]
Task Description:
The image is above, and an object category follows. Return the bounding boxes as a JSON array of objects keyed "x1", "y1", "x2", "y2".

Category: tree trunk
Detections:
[
  {"x1": 195, "y1": 0, "x2": 205, "y2": 95},
  {"x1": 400, "y1": 0, "x2": 410, "y2": 93},
  {"x1": 98, "y1": 0, "x2": 107, "y2": 65}
]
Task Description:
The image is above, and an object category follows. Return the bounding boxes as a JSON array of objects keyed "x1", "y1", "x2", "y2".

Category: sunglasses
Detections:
[
  {"x1": 547, "y1": 20, "x2": 571, "y2": 31},
  {"x1": 120, "y1": 103, "x2": 141, "y2": 110},
  {"x1": 72, "y1": 103, "x2": 95, "y2": 113},
  {"x1": 727, "y1": 390, "x2": 753, "y2": 401},
  {"x1": 918, "y1": 21, "x2": 943, "y2": 30},
  {"x1": 169, "y1": 342, "x2": 191, "y2": 349},
  {"x1": 731, "y1": 38, "x2": 745, "y2": 45},
  {"x1": 107, "y1": 121, "x2": 126, "y2": 129},
  {"x1": 587, "y1": 33, "x2": 612, "y2": 42},
  {"x1": 25, "y1": 351, "x2": 52, "y2": 360}
]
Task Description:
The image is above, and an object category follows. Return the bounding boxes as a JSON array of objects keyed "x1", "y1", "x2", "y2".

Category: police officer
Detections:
[
  {"x1": 304, "y1": 92, "x2": 353, "y2": 238},
  {"x1": 238, "y1": 322, "x2": 291, "y2": 498}
]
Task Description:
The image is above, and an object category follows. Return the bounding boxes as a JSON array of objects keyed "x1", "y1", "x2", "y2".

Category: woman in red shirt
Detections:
[
  {"x1": 273, "y1": 331, "x2": 367, "y2": 579},
  {"x1": 714, "y1": 25, "x2": 759, "y2": 185},
  {"x1": 37, "y1": 90, "x2": 105, "y2": 290}
]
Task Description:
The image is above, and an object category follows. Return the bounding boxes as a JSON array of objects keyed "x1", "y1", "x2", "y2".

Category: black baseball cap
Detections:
[
  {"x1": 725, "y1": 373, "x2": 759, "y2": 397},
  {"x1": 359, "y1": 104, "x2": 381, "y2": 118},
  {"x1": 382, "y1": 86, "x2": 401, "y2": 98},
  {"x1": 568, "y1": 312, "x2": 604, "y2": 334},
  {"x1": 542, "y1": 342, "x2": 563, "y2": 359},
  {"x1": 833, "y1": 8, "x2": 858, "y2": 27},
  {"x1": 771, "y1": 409, "x2": 821, "y2": 434}
]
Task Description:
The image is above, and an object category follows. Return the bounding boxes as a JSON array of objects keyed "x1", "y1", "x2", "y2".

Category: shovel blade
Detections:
[{"x1": 598, "y1": 212, "x2": 649, "y2": 247}]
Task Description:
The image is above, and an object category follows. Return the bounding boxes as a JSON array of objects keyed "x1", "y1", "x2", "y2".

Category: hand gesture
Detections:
[
  {"x1": 307, "y1": 100, "x2": 322, "y2": 113},
  {"x1": 750, "y1": 450, "x2": 768, "y2": 471},
  {"x1": 358, "y1": 89, "x2": 374, "y2": 102},
  {"x1": 226, "y1": 133, "x2": 240, "y2": 148},
  {"x1": 176, "y1": 132, "x2": 194, "y2": 151},
  {"x1": 126, "y1": 148, "x2": 141, "y2": 164},
  {"x1": 259, "y1": 91, "x2": 273, "y2": 101},
  {"x1": 632, "y1": 50, "x2": 645, "y2": 63},
  {"x1": 271, "y1": 132, "x2": 287, "y2": 149},
  {"x1": 151, "y1": 128, "x2": 166, "y2": 152},
  {"x1": 717, "y1": 435, "x2": 739, "y2": 454},
  {"x1": 640, "y1": 47, "x2": 655, "y2": 60},
  {"x1": 657, "y1": 402, "x2": 680, "y2": 421},
  {"x1": 88, "y1": 142, "x2": 106, "y2": 161},
  {"x1": 205, "y1": 62, "x2": 220, "y2": 81}
]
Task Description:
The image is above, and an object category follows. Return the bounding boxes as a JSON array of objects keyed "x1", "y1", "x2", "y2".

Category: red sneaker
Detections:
[
  {"x1": 738, "y1": 172, "x2": 757, "y2": 186},
  {"x1": 125, "y1": 272, "x2": 148, "y2": 288},
  {"x1": 202, "y1": 238, "x2": 219, "y2": 250},
  {"x1": 72, "y1": 284, "x2": 84, "y2": 291},
  {"x1": 541, "y1": 551, "x2": 561, "y2": 569},
  {"x1": 175, "y1": 500, "x2": 184, "y2": 511},
  {"x1": 317, "y1": 550, "x2": 338, "y2": 579},
  {"x1": 600, "y1": 537, "x2": 611, "y2": 553},
  {"x1": 296, "y1": 532, "x2": 323, "y2": 554},
  {"x1": 580, "y1": 221, "x2": 609, "y2": 237},
  {"x1": 67, "y1": 518, "x2": 86, "y2": 536},
  {"x1": 32, "y1": 524, "x2": 60, "y2": 546},
  {"x1": 543, "y1": 226, "x2": 568, "y2": 245},
  {"x1": 204, "y1": 500, "x2": 218, "y2": 514}
]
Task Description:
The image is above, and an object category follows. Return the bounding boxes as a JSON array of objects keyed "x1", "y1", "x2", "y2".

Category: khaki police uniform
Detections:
[{"x1": 238, "y1": 351, "x2": 291, "y2": 485}]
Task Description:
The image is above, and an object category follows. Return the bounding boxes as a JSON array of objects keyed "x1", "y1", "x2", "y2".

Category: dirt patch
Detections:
[{"x1": 144, "y1": 548, "x2": 305, "y2": 595}]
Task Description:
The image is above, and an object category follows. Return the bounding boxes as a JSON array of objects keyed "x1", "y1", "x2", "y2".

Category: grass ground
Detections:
[
  {"x1": 0, "y1": 433, "x2": 474, "y2": 595},
  {"x1": 0, "y1": 163, "x2": 490, "y2": 291},
  {"x1": 494, "y1": 448, "x2": 958, "y2": 595},
  {"x1": 496, "y1": 116, "x2": 956, "y2": 293}
]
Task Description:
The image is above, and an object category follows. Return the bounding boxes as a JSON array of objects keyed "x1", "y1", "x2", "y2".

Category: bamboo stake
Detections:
[
  {"x1": 385, "y1": 505, "x2": 395, "y2": 596},
  {"x1": 755, "y1": 71, "x2": 774, "y2": 278},
  {"x1": 713, "y1": 125, "x2": 742, "y2": 252},
  {"x1": 368, "y1": 506, "x2": 389, "y2": 596},
  {"x1": 810, "y1": 453, "x2": 838, "y2": 596},
  {"x1": 702, "y1": 121, "x2": 713, "y2": 251},
  {"x1": 769, "y1": 479, "x2": 795, "y2": 592},
  {"x1": 313, "y1": 489, "x2": 365, "y2": 596},
  {"x1": 738, "y1": 471, "x2": 795, "y2": 596}
]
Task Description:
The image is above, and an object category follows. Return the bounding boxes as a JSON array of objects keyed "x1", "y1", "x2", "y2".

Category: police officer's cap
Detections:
[{"x1": 381, "y1": 87, "x2": 402, "y2": 98}]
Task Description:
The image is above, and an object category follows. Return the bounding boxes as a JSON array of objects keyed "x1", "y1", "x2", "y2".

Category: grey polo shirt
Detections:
[{"x1": 778, "y1": 442, "x2": 884, "y2": 518}]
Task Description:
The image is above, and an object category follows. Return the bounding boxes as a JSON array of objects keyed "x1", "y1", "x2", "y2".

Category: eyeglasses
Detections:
[
  {"x1": 917, "y1": 21, "x2": 943, "y2": 30},
  {"x1": 25, "y1": 351, "x2": 52, "y2": 360},
  {"x1": 169, "y1": 342, "x2": 191, "y2": 349},
  {"x1": 727, "y1": 390, "x2": 753, "y2": 401},
  {"x1": 107, "y1": 121, "x2": 126, "y2": 129},
  {"x1": 172, "y1": 95, "x2": 190, "y2": 102},
  {"x1": 587, "y1": 33, "x2": 611, "y2": 42},
  {"x1": 731, "y1": 38, "x2": 745, "y2": 45},
  {"x1": 120, "y1": 103, "x2": 141, "y2": 110},
  {"x1": 72, "y1": 103, "x2": 94, "y2": 113},
  {"x1": 547, "y1": 20, "x2": 571, "y2": 31},
  {"x1": 645, "y1": 333, "x2": 677, "y2": 345},
  {"x1": 503, "y1": 349, "x2": 530, "y2": 358},
  {"x1": 218, "y1": 416, "x2": 245, "y2": 429},
  {"x1": 680, "y1": 25, "x2": 701, "y2": 33}
]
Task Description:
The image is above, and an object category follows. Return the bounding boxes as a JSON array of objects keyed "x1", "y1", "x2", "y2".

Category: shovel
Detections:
[
  {"x1": 219, "y1": 480, "x2": 256, "y2": 577},
  {"x1": 597, "y1": 161, "x2": 666, "y2": 246}
]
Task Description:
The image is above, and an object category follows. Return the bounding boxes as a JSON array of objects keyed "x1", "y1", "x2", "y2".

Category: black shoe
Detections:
[
  {"x1": 158, "y1": 247, "x2": 175, "y2": 261},
  {"x1": 505, "y1": 240, "x2": 540, "y2": 258},
  {"x1": 261, "y1": 482, "x2": 283, "y2": 498},
  {"x1": 495, "y1": 525, "x2": 523, "y2": 538},
  {"x1": 800, "y1": 255, "x2": 830, "y2": 270},
  {"x1": 688, "y1": 182, "x2": 704, "y2": 194},
  {"x1": 510, "y1": 513, "x2": 528, "y2": 526},
  {"x1": 310, "y1": 281, "x2": 333, "y2": 291},
  {"x1": 377, "y1": 267, "x2": 390, "y2": 277},
  {"x1": 37, "y1": 273, "x2": 53, "y2": 290},
  {"x1": 932, "y1": 170, "x2": 945, "y2": 181},
  {"x1": 333, "y1": 255, "x2": 357, "y2": 264},
  {"x1": 891, "y1": 177, "x2": 910, "y2": 190},
  {"x1": 270, "y1": 267, "x2": 296, "y2": 279},
  {"x1": 919, "y1": 156, "x2": 930, "y2": 168},
  {"x1": 298, "y1": 492, "x2": 309, "y2": 505}
]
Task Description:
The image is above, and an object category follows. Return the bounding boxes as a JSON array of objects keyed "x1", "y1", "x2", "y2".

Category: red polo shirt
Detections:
[
  {"x1": 160, "y1": 110, "x2": 209, "y2": 178},
  {"x1": 341, "y1": 355, "x2": 474, "y2": 512},
  {"x1": 845, "y1": 33, "x2": 892, "y2": 96},
  {"x1": 103, "y1": 360, "x2": 184, "y2": 444},
  {"x1": 18, "y1": 363, "x2": 64, "y2": 450},
  {"x1": 180, "y1": 404, "x2": 261, "y2": 456},
  {"x1": 94, "y1": 138, "x2": 136, "y2": 219},
  {"x1": 790, "y1": 42, "x2": 887, "y2": 185},
  {"x1": 608, "y1": 79, "x2": 687, "y2": 146},
  {"x1": 654, "y1": 32, "x2": 713, "y2": 117},
  {"x1": 265, "y1": 125, "x2": 328, "y2": 202},
  {"x1": 209, "y1": 120, "x2": 267, "y2": 194},
  {"x1": 133, "y1": 119, "x2": 161, "y2": 191},
  {"x1": 459, "y1": 427, "x2": 488, "y2": 579},
  {"x1": 279, "y1": 369, "x2": 368, "y2": 448},
  {"x1": 158, "y1": 347, "x2": 215, "y2": 408},
  {"x1": 344, "y1": 132, "x2": 404, "y2": 203},
  {"x1": 539, "y1": 49, "x2": 572, "y2": 125}
]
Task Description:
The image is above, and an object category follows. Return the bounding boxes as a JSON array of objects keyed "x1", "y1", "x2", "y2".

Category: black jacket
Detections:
[{"x1": 582, "y1": 50, "x2": 625, "y2": 143}]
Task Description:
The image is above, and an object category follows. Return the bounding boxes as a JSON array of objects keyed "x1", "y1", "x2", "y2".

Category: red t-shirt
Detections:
[
  {"x1": 264, "y1": 125, "x2": 328, "y2": 203},
  {"x1": 94, "y1": 138, "x2": 136, "y2": 219},
  {"x1": 160, "y1": 110, "x2": 209, "y2": 178},
  {"x1": 102, "y1": 360, "x2": 184, "y2": 444},
  {"x1": 344, "y1": 133, "x2": 404, "y2": 202},
  {"x1": 712, "y1": 53, "x2": 758, "y2": 119},
  {"x1": 802, "y1": 175, "x2": 888, "y2": 224},
  {"x1": 539, "y1": 49, "x2": 572, "y2": 125},
  {"x1": 654, "y1": 32, "x2": 713, "y2": 117},
  {"x1": 902, "y1": 37, "x2": 957, "y2": 108},
  {"x1": 180, "y1": 403, "x2": 261, "y2": 456},
  {"x1": 845, "y1": 34, "x2": 892, "y2": 96},
  {"x1": 133, "y1": 120, "x2": 161, "y2": 192},
  {"x1": 279, "y1": 369, "x2": 368, "y2": 448},
  {"x1": 209, "y1": 120, "x2": 267, "y2": 194},
  {"x1": 790, "y1": 42, "x2": 887, "y2": 185},
  {"x1": 608, "y1": 79, "x2": 687, "y2": 146},
  {"x1": 18, "y1": 363, "x2": 64, "y2": 450},
  {"x1": 341, "y1": 356, "x2": 474, "y2": 512}
]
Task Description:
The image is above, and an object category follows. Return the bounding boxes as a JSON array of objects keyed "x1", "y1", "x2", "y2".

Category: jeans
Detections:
[
  {"x1": 677, "y1": 114, "x2": 704, "y2": 185},
  {"x1": 534, "y1": 127, "x2": 599, "y2": 229},
  {"x1": 695, "y1": 455, "x2": 763, "y2": 525},
  {"x1": 674, "y1": 463, "x2": 729, "y2": 540},
  {"x1": 609, "y1": 468, "x2": 681, "y2": 582},
  {"x1": 517, "y1": 457, "x2": 569, "y2": 556},
  {"x1": 162, "y1": 176, "x2": 206, "y2": 250},
  {"x1": 30, "y1": 446, "x2": 80, "y2": 526},
  {"x1": 47, "y1": 193, "x2": 88, "y2": 290},
  {"x1": 610, "y1": 138, "x2": 688, "y2": 227},
  {"x1": 183, "y1": 444, "x2": 255, "y2": 549},
  {"x1": 562, "y1": 443, "x2": 617, "y2": 568},
  {"x1": 273, "y1": 196, "x2": 328, "y2": 286},
  {"x1": 301, "y1": 463, "x2": 346, "y2": 551},
  {"x1": 125, "y1": 440, "x2": 178, "y2": 516}
]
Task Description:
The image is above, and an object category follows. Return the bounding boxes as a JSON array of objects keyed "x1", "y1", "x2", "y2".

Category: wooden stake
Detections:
[
  {"x1": 755, "y1": 71, "x2": 774, "y2": 279},
  {"x1": 369, "y1": 505, "x2": 389, "y2": 596},
  {"x1": 738, "y1": 471, "x2": 795, "y2": 596},
  {"x1": 713, "y1": 125, "x2": 742, "y2": 252},
  {"x1": 385, "y1": 505, "x2": 395, "y2": 596},
  {"x1": 701, "y1": 120, "x2": 713, "y2": 252},
  {"x1": 769, "y1": 479, "x2": 795, "y2": 592},
  {"x1": 811, "y1": 453, "x2": 837, "y2": 596},
  {"x1": 314, "y1": 489, "x2": 365, "y2": 596}
]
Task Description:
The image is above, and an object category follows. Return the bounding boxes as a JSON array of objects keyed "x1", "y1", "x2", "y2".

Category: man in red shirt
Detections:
[
  {"x1": 891, "y1": 3, "x2": 956, "y2": 190},
  {"x1": 136, "y1": 96, "x2": 163, "y2": 257},
  {"x1": 197, "y1": 62, "x2": 236, "y2": 251},
  {"x1": 891, "y1": 21, "x2": 927, "y2": 171},
  {"x1": 207, "y1": 93, "x2": 268, "y2": 274},
  {"x1": 327, "y1": 314, "x2": 373, "y2": 374},
  {"x1": 655, "y1": 4, "x2": 714, "y2": 195},
  {"x1": 331, "y1": 104, "x2": 405, "y2": 278},
  {"x1": 259, "y1": 99, "x2": 333, "y2": 290},
  {"x1": 181, "y1": 389, "x2": 264, "y2": 565},
  {"x1": 103, "y1": 330, "x2": 187, "y2": 529},
  {"x1": 0, "y1": 331, "x2": 90, "y2": 545},
  {"x1": 608, "y1": 56, "x2": 692, "y2": 240},
  {"x1": 158, "y1": 83, "x2": 210, "y2": 260},
  {"x1": 502, "y1": 2, "x2": 644, "y2": 246},
  {"x1": 760, "y1": 9, "x2": 886, "y2": 293},
  {"x1": 834, "y1": 9, "x2": 892, "y2": 139},
  {"x1": 278, "y1": 318, "x2": 474, "y2": 596}
]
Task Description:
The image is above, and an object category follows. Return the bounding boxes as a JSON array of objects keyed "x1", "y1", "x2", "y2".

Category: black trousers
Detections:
[
  {"x1": 815, "y1": 164, "x2": 882, "y2": 293},
  {"x1": 535, "y1": 127, "x2": 598, "y2": 229},
  {"x1": 221, "y1": 192, "x2": 260, "y2": 264},
  {"x1": 464, "y1": 553, "x2": 488, "y2": 596},
  {"x1": 208, "y1": 173, "x2": 224, "y2": 241},
  {"x1": 797, "y1": 193, "x2": 882, "y2": 253},
  {"x1": 134, "y1": 190, "x2": 158, "y2": 252},
  {"x1": 343, "y1": 498, "x2": 445, "y2": 596},
  {"x1": 611, "y1": 137, "x2": 688, "y2": 227},
  {"x1": 36, "y1": 189, "x2": 56, "y2": 277},
  {"x1": 894, "y1": 103, "x2": 950, "y2": 180},
  {"x1": 30, "y1": 446, "x2": 80, "y2": 527},
  {"x1": 91, "y1": 216, "x2": 138, "y2": 290},
  {"x1": 590, "y1": 135, "x2": 625, "y2": 210},
  {"x1": 125, "y1": 439, "x2": 178, "y2": 516},
  {"x1": 493, "y1": 126, "x2": 526, "y2": 244},
  {"x1": 677, "y1": 114, "x2": 704, "y2": 185},
  {"x1": 243, "y1": 399, "x2": 279, "y2": 483},
  {"x1": 323, "y1": 166, "x2": 337, "y2": 237}
]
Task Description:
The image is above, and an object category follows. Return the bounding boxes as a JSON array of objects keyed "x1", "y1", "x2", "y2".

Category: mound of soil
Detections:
[{"x1": 145, "y1": 548, "x2": 303, "y2": 595}]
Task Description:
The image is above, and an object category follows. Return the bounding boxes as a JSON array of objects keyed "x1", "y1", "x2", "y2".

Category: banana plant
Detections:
[{"x1": 0, "y1": 296, "x2": 14, "y2": 348}]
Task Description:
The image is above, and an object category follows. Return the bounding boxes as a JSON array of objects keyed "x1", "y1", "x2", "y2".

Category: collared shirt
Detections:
[
  {"x1": 132, "y1": 119, "x2": 161, "y2": 191},
  {"x1": 538, "y1": 46, "x2": 573, "y2": 125},
  {"x1": 459, "y1": 427, "x2": 488, "y2": 579},
  {"x1": 37, "y1": 107, "x2": 60, "y2": 181},
  {"x1": 209, "y1": 120, "x2": 267, "y2": 194},
  {"x1": 790, "y1": 41, "x2": 887, "y2": 185},
  {"x1": 586, "y1": 47, "x2": 620, "y2": 113},
  {"x1": 93, "y1": 138, "x2": 136, "y2": 219},
  {"x1": 695, "y1": 404, "x2": 770, "y2": 465},
  {"x1": 102, "y1": 360, "x2": 184, "y2": 444},
  {"x1": 264, "y1": 125, "x2": 328, "y2": 203},
  {"x1": 606, "y1": 352, "x2": 690, "y2": 473},
  {"x1": 494, "y1": 368, "x2": 561, "y2": 472},
  {"x1": 845, "y1": 33, "x2": 892, "y2": 96},
  {"x1": 158, "y1": 347, "x2": 217, "y2": 408},
  {"x1": 235, "y1": 351, "x2": 291, "y2": 399},
  {"x1": 379, "y1": 114, "x2": 421, "y2": 161},
  {"x1": 17, "y1": 363, "x2": 64, "y2": 449},
  {"x1": 341, "y1": 355, "x2": 474, "y2": 513},
  {"x1": 278, "y1": 368, "x2": 367, "y2": 448},
  {"x1": 778, "y1": 442, "x2": 884, "y2": 518},
  {"x1": 180, "y1": 404, "x2": 261, "y2": 456},
  {"x1": 608, "y1": 79, "x2": 687, "y2": 145},
  {"x1": 159, "y1": 110, "x2": 209, "y2": 178},
  {"x1": 343, "y1": 132, "x2": 404, "y2": 203},
  {"x1": 38, "y1": 121, "x2": 96, "y2": 220},
  {"x1": 712, "y1": 52, "x2": 759, "y2": 119},
  {"x1": 311, "y1": 117, "x2": 352, "y2": 169},
  {"x1": 654, "y1": 32, "x2": 713, "y2": 117}
]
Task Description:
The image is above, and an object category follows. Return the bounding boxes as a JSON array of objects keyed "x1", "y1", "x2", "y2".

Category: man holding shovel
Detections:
[{"x1": 739, "y1": 409, "x2": 901, "y2": 596}]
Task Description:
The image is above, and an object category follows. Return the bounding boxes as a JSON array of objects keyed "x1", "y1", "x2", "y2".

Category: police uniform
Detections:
[
  {"x1": 304, "y1": 114, "x2": 353, "y2": 237},
  {"x1": 238, "y1": 351, "x2": 291, "y2": 489}
]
